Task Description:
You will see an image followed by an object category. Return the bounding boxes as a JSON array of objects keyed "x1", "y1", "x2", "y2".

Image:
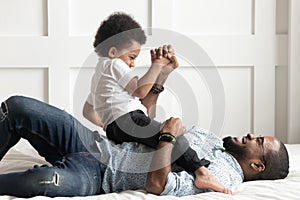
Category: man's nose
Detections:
[{"x1": 246, "y1": 133, "x2": 255, "y2": 140}]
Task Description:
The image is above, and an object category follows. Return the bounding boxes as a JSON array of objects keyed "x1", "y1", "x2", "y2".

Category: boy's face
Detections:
[{"x1": 116, "y1": 40, "x2": 141, "y2": 68}]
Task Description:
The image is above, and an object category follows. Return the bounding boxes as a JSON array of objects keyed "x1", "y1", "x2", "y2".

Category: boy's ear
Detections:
[{"x1": 108, "y1": 47, "x2": 117, "y2": 58}]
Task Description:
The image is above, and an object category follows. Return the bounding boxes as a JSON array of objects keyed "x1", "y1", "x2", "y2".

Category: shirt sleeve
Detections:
[
  {"x1": 111, "y1": 59, "x2": 138, "y2": 89},
  {"x1": 160, "y1": 171, "x2": 209, "y2": 197}
]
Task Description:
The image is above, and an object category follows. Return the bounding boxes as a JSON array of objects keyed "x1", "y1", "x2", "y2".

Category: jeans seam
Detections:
[{"x1": 0, "y1": 101, "x2": 8, "y2": 122}]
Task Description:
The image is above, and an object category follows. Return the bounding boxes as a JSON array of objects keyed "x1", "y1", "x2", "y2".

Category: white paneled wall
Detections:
[
  {"x1": 0, "y1": 0, "x2": 299, "y2": 143},
  {"x1": 172, "y1": 0, "x2": 253, "y2": 35},
  {"x1": 69, "y1": 0, "x2": 150, "y2": 36},
  {"x1": 0, "y1": 0, "x2": 48, "y2": 36},
  {"x1": 288, "y1": 0, "x2": 300, "y2": 143},
  {"x1": 0, "y1": 67, "x2": 48, "y2": 101}
]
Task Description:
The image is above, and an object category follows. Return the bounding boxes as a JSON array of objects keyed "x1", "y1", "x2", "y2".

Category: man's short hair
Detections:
[
  {"x1": 259, "y1": 141, "x2": 289, "y2": 180},
  {"x1": 93, "y1": 12, "x2": 147, "y2": 56}
]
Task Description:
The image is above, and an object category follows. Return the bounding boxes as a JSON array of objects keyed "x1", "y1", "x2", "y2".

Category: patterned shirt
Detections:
[{"x1": 96, "y1": 126, "x2": 244, "y2": 197}]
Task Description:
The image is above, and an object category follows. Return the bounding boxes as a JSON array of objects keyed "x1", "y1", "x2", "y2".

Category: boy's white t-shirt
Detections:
[{"x1": 87, "y1": 57, "x2": 147, "y2": 130}]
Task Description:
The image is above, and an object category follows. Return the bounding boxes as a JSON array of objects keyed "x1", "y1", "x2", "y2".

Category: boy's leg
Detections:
[
  {"x1": 172, "y1": 137, "x2": 231, "y2": 193},
  {"x1": 0, "y1": 96, "x2": 98, "y2": 164},
  {"x1": 106, "y1": 110, "x2": 161, "y2": 148},
  {"x1": 172, "y1": 136, "x2": 210, "y2": 172},
  {"x1": 0, "y1": 153, "x2": 102, "y2": 197}
]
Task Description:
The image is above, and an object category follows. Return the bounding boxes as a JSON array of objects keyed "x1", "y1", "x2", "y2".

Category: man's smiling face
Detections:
[{"x1": 222, "y1": 133, "x2": 280, "y2": 164}]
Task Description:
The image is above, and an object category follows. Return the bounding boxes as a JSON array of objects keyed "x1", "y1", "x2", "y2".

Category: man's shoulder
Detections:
[
  {"x1": 186, "y1": 126, "x2": 220, "y2": 139},
  {"x1": 185, "y1": 127, "x2": 223, "y2": 153}
]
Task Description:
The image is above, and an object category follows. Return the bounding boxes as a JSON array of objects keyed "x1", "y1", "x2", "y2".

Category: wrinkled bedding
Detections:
[{"x1": 0, "y1": 140, "x2": 299, "y2": 200}]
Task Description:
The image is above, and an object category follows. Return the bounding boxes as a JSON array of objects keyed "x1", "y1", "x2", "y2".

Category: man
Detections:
[
  {"x1": 0, "y1": 96, "x2": 289, "y2": 197},
  {"x1": 146, "y1": 118, "x2": 289, "y2": 196}
]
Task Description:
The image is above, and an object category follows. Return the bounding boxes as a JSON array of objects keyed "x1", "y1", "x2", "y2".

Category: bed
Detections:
[{"x1": 0, "y1": 139, "x2": 299, "y2": 200}]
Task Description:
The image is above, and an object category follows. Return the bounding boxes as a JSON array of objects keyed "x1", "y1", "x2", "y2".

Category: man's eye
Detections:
[
  {"x1": 257, "y1": 137, "x2": 264, "y2": 144},
  {"x1": 256, "y1": 138, "x2": 261, "y2": 144}
]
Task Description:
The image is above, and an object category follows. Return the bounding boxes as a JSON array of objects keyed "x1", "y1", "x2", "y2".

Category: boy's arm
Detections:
[
  {"x1": 125, "y1": 46, "x2": 172, "y2": 99},
  {"x1": 125, "y1": 66, "x2": 162, "y2": 99},
  {"x1": 125, "y1": 53, "x2": 168, "y2": 99},
  {"x1": 82, "y1": 101, "x2": 103, "y2": 127}
]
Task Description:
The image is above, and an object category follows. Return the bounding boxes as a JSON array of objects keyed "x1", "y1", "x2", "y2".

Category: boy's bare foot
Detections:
[{"x1": 194, "y1": 166, "x2": 233, "y2": 195}]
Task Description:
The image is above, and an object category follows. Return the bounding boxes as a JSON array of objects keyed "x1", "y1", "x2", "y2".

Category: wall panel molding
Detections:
[
  {"x1": 287, "y1": 0, "x2": 300, "y2": 143},
  {"x1": 0, "y1": 0, "x2": 48, "y2": 36},
  {"x1": 0, "y1": 67, "x2": 49, "y2": 102}
]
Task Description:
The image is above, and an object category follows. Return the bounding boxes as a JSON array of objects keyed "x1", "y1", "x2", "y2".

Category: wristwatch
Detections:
[
  {"x1": 150, "y1": 84, "x2": 164, "y2": 94},
  {"x1": 159, "y1": 132, "x2": 176, "y2": 144}
]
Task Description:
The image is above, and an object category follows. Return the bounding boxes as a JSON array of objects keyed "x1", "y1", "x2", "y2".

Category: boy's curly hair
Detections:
[{"x1": 93, "y1": 12, "x2": 147, "y2": 56}]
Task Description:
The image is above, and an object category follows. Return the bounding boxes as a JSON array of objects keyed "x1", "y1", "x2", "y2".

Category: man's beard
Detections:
[{"x1": 223, "y1": 136, "x2": 248, "y2": 161}]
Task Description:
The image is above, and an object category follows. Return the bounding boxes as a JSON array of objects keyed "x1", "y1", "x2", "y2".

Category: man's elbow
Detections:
[{"x1": 146, "y1": 178, "x2": 166, "y2": 195}]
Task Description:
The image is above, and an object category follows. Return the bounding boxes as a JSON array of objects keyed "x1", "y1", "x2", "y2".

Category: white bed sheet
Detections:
[{"x1": 0, "y1": 140, "x2": 299, "y2": 200}]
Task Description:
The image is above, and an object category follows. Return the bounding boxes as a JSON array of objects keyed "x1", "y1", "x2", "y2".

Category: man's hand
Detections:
[{"x1": 160, "y1": 117, "x2": 185, "y2": 138}]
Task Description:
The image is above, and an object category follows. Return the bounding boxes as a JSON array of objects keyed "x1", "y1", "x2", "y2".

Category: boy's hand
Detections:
[
  {"x1": 161, "y1": 55, "x2": 179, "y2": 75},
  {"x1": 150, "y1": 45, "x2": 179, "y2": 75},
  {"x1": 150, "y1": 46, "x2": 170, "y2": 66},
  {"x1": 161, "y1": 45, "x2": 179, "y2": 75},
  {"x1": 162, "y1": 44, "x2": 174, "y2": 59}
]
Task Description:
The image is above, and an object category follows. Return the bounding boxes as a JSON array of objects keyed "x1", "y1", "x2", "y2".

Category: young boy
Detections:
[{"x1": 83, "y1": 12, "x2": 232, "y2": 194}]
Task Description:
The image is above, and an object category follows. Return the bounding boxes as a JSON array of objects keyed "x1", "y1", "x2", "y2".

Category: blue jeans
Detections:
[{"x1": 0, "y1": 96, "x2": 102, "y2": 197}]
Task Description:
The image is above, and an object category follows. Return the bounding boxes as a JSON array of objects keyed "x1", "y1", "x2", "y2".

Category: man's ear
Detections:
[
  {"x1": 108, "y1": 47, "x2": 118, "y2": 58},
  {"x1": 250, "y1": 160, "x2": 266, "y2": 172}
]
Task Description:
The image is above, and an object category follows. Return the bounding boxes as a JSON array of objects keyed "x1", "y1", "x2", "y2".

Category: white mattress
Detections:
[{"x1": 0, "y1": 140, "x2": 300, "y2": 200}]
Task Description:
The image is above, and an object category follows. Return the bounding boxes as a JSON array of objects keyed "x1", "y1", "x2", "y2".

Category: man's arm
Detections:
[
  {"x1": 140, "y1": 89, "x2": 160, "y2": 119},
  {"x1": 145, "y1": 140, "x2": 173, "y2": 194},
  {"x1": 141, "y1": 47, "x2": 179, "y2": 118},
  {"x1": 140, "y1": 73, "x2": 167, "y2": 118},
  {"x1": 125, "y1": 47, "x2": 169, "y2": 99},
  {"x1": 146, "y1": 117, "x2": 184, "y2": 194}
]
